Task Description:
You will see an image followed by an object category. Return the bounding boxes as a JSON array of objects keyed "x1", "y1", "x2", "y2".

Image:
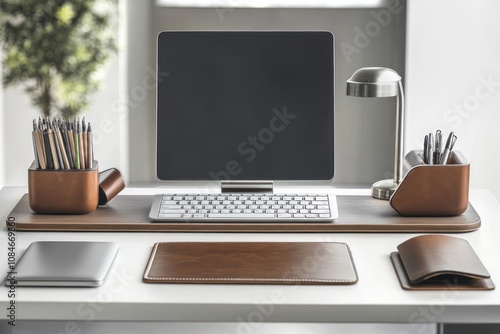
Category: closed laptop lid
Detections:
[{"x1": 9, "y1": 241, "x2": 119, "y2": 287}]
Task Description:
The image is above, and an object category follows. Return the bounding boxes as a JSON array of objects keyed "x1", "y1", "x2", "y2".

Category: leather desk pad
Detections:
[{"x1": 143, "y1": 242, "x2": 358, "y2": 285}]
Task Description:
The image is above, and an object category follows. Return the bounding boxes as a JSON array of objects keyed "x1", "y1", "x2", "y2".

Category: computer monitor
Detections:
[{"x1": 156, "y1": 31, "x2": 334, "y2": 181}]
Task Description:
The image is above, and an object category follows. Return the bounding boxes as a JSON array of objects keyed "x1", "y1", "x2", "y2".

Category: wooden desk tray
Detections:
[{"x1": 6, "y1": 194, "x2": 480, "y2": 233}]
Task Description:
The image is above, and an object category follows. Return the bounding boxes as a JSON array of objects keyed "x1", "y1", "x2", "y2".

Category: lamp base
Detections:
[{"x1": 371, "y1": 179, "x2": 399, "y2": 200}]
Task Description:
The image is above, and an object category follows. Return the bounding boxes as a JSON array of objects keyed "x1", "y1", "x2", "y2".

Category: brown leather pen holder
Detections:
[
  {"x1": 390, "y1": 150, "x2": 469, "y2": 216},
  {"x1": 28, "y1": 161, "x2": 99, "y2": 214}
]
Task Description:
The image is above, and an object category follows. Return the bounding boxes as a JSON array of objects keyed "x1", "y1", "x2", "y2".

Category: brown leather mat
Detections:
[
  {"x1": 6, "y1": 194, "x2": 481, "y2": 232},
  {"x1": 144, "y1": 242, "x2": 358, "y2": 284}
]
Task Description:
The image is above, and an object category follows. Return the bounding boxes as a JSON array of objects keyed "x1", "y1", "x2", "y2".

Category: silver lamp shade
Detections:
[{"x1": 346, "y1": 67, "x2": 405, "y2": 200}]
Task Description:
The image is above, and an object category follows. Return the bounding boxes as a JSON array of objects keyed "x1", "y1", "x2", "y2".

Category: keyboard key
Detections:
[
  {"x1": 316, "y1": 196, "x2": 328, "y2": 201},
  {"x1": 193, "y1": 214, "x2": 206, "y2": 218},
  {"x1": 161, "y1": 209, "x2": 185, "y2": 214},
  {"x1": 278, "y1": 213, "x2": 292, "y2": 218},
  {"x1": 294, "y1": 213, "x2": 306, "y2": 218},
  {"x1": 208, "y1": 213, "x2": 275, "y2": 218},
  {"x1": 161, "y1": 200, "x2": 177, "y2": 205},
  {"x1": 161, "y1": 204, "x2": 182, "y2": 209},
  {"x1": 306, "y1": 214, "x2": 318, "y2": 218},
  {"x1": 319, "y1": 213, "x2": 331, "y2": 218},
  {"x1": 312, "y1": 209, "x2": 330, "y2": 214},
  {"x1": 159, "y1": 213, "x2": 183, "y2": 218}
]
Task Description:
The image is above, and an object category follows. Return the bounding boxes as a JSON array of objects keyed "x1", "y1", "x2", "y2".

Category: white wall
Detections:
[{"x1": 406, "y1": 0, "x2": 500, "y2": 201}]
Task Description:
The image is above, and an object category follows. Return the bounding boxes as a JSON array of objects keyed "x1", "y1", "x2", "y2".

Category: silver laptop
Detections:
[
  {"x1": 6, "y1": 241, "x2": 119, "y2": 287},
  {"x1": 150, "y1": 31, "x2": 337, "y2": 222}
]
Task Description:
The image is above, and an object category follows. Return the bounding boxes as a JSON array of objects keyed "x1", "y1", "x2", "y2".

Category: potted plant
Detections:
[{"x1": 0, "y1": 0, "x2": 117, "y2": 118}]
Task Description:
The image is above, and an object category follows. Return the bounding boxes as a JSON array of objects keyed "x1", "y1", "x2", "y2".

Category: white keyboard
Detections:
[{"x1": 149, "y1": 193, "x2": 338, "y2": 222}]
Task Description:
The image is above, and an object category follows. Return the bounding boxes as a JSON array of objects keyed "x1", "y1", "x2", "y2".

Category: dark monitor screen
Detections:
[{"x1": 156, "y1": 31, "x2": 334, "y2": 181}]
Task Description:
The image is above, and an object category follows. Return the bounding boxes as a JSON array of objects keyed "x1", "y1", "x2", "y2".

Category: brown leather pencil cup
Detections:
[
  {"x1": 28, "y1": 161, "x2": 99, "y2": 214},
  {"x1": 390, "y1": 150, "x2": 469, "y2": 216}
]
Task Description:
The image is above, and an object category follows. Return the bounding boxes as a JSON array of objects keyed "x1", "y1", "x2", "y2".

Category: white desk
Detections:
[{"x1": 1, "y1": 187, "x2": 499, "y2": 324}]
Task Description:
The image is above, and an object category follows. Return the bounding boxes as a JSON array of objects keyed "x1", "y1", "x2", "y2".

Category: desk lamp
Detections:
[{"x1": 346, "y1": 67, "x2": 405, "y2": 200}]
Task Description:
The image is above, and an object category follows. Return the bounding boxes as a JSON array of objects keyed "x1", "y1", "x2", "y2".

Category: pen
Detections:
[
  {"x1": 423, "y1": 135, "x2": 429, "y2": 164},
  {"x1": 440, "y1": 132, "x2": 458, "y2": 165},
  {"x1": 434, "y1": 130, "x2": 442, "y2": 164},
  {"x1": 428, "y1": 133, "x2": 434, "y2": 165}
]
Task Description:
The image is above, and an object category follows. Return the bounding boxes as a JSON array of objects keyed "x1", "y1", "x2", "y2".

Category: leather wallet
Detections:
[
  {"x1": 143, "y1": 242, "x2": 358, "y2": 285},
  {"x1": 391, "y1": 235, "x2": 494, "y2": 290}
]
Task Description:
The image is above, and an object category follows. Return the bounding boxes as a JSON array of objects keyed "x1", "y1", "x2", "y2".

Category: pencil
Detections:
[
  {"x1": 68, "y1": 119, "x2": 75, "y2": 167},
  {"x1": 34, "y1": 123, "x2": 46, "y2": 169},
  {"x1": 55, "y1": 122, "x2": 70, "y2": 169},
  {"x1": 37, "y1": 119, "x2": 47, "y2": 168},
  {"x1": 43, "y1": 125, "x2": 54, "y2": 169},
  {"x1": 82, "y1": 118, "x2": 88, "y2": 168},
  {"x1": 74, "y1": 125, "x2": 80, "y2": 169},
  {"x1": 48, "y1": 122, "x2": 60, "y2": 170},
  {"x1": 87, "y1": 123, "x2": 93, "y2": 168},
  {"x1": 78, "y1": 120, "x2": 85, "y2": 169},
  {"x1": 51, "y1": 121, "x2": 65, "y2": 169},
  {"x1": 31, "y1": 120, "x2": 40, "y2": 169},
  {"x1": 62, "y1": 122, "x2": 75, "y2": 169}
]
